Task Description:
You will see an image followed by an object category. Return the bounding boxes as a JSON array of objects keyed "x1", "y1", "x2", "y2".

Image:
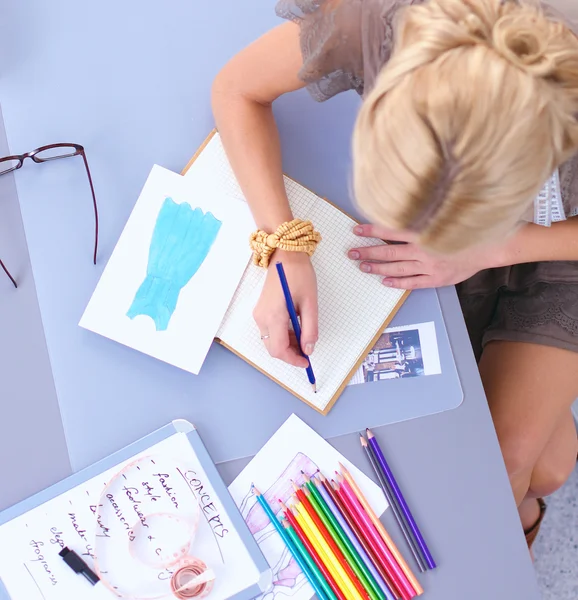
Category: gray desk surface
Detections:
[{"x1": 0, "y1": 1, "x2": 540, "y2": 598}]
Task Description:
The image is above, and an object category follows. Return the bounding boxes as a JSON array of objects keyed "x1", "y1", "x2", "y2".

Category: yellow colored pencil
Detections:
[
  {"x1": 295, "y1": 501, "x2": 364, "y2": 600},
  {"x1": 294, "y1": 507, "x2": 352, "y2": 598},
  {"x1": 339, "y1": 464, "x2": 423, "y2": 596}
]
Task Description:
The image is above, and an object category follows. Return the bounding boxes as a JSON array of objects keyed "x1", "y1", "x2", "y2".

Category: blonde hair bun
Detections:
[
  {"x1": 493, "y1": 5, "x2": 574, "y2": 79},
  {"x1": 353, "y1": 0, "x2": 578, "y2": 254}
]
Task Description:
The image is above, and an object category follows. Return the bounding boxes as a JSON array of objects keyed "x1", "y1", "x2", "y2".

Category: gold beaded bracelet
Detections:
[{"x1": 250, "y1": 219, "x2": 322, "y2": 268}]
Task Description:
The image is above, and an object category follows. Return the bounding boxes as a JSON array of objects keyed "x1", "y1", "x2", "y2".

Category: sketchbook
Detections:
[
  {"x1": 0, "y1": 421, "x2": 271, "y2": 600},
  {"x1": 183, "y1": 132, "x2": 409, "y2": 415}
]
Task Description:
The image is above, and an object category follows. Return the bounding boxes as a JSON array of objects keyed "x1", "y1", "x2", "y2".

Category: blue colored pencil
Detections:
[
  {"x1": 275, "y1": 262, "x2": 317, "y2": 392},
  {"x1": 253, "y1": 486, "x2": 330, "y2": 600}
]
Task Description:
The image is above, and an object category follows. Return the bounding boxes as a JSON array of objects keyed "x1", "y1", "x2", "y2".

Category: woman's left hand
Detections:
[{"x1": 349, "y1": 224, "x2": 500, "y2": 290}]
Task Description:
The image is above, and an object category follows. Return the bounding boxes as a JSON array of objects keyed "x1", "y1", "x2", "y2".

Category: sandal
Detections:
[{"x1": 524, "y1": 498, "x2": 547, "y2": 549}]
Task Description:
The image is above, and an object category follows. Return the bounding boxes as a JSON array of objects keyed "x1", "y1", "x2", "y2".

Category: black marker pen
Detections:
[{"x1": 59, "y1": 547, "x2": 99, "y2": 585}]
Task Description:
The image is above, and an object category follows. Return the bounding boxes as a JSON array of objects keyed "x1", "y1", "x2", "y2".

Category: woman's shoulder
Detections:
[{"x1": 275, "y1": 0, "x2": 418, "y2": 102}]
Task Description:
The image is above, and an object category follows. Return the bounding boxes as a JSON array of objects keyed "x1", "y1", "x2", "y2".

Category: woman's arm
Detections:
[
  {"x1": 348, "y1": 217, "x2": 578, "y2": 290},
  {"x1": 211, "y1": 23, "x2": 304, "y2": 230},
  {"x1": 494, "y1": 218, "x2": 578, "y2": 266},
  {"x1": 212, "y1": 23, "x2": 320, "y2": 366}
]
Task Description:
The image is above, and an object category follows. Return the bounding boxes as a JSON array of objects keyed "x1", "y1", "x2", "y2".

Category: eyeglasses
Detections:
[{"x1": 0, "y1": 143, "x2": 99, "y2": 288}]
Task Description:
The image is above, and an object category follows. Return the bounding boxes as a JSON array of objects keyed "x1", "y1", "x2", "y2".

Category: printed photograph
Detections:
[{"x1": 349, "y1": 321, "x2": 441, "y2": 386}]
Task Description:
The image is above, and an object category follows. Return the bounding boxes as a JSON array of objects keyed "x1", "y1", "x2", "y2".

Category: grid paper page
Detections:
[{"x1": 185, "y1": 134, "x2": 406, "y2": 412}]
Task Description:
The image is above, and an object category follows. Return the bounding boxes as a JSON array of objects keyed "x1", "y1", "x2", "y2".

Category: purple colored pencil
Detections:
[
  {"x1": 313, "y1": 475, "x2": 395, "y2": 600},
  {"x1": 362, "y1": 435, "x2": 427, "y2": 573},
  {"x1": 367, "y1": 429, "x2": 436, "y2": 570}
]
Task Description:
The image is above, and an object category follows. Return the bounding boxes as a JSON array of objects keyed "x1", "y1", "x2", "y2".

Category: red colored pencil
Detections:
[
  {"x1": 293, "y1": 484, "x2": 371, "y2": 600},
  {"x1": 281, "y1": 502, "x2": 349, "y2": 600},
  {"x1": 321, "y1": 477, "x2": 399, "y2": 599},
  {"x1": 335, "y1": 479, "x2": 414, "y2": 600}
]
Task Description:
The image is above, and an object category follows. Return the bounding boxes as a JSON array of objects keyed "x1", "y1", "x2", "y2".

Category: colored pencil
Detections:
[
  {"x1": 282, "y1": 503, "x2": 348, "y2": 600},
  {"x1": 276, "y1": 262, "x2": 316, "y2": 392},
  {"x1": 339, "y1": 465, "x2": 423, "y2": 596},
  {"x1": 301, "y1": 478, "x2": 384, "y2": 600},
  {"x1": 283, "y1": 519, "x2": 339, "y2": 600},
  {"x1": 338, "y1": 474, "x2": 417, "y2": 600},
  {"x1": 295, "y1": 499, "x2": 365, "y2": 600},
  {"x1": 295, "y1": 486, "x2": 370, "y2": 600},
  {"x1": 366, "y1": 430, "x2": 436, "y2": 570},
  {"x1": 294, "y1": 505, "x2": 355, "y2": 600},
  {"x1": 253, "y1": 486, "x2": 330, "y2": 600},
  {"x1": 314, "y1": 475, "x2": 396, "y2": 600},
  {"x1": 333, "y1": 480, "x2": 406, "y2": 600},
  {"x1": 322, "y1": 477, "x2": 399, "y2": 599},
  {"x1": 360, "y1": 435, "x2": 428, "y2": 573}
]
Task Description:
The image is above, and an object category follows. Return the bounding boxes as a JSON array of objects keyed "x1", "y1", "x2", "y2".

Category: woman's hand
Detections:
[
  {"x1": 349, "y1": 224, "x2": 499, "y2": 289},
  {"x1": 253, "y1": 250, "x2": 318, "y2": 367}
]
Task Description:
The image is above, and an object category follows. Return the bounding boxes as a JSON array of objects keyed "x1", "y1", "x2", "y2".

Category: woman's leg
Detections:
[
  {"x1": 479, "y1": 341, "x2": 578, "y2": 524},
  {"x1": 518, "y1": 411, "x2": 577, "y2": 529}
]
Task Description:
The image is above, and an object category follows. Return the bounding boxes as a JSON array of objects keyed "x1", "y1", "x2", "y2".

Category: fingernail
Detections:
[
  {"x1": 305, "y1": 343, "x2": 315, "y2": 355},
  {"x1": 361, "y1": 263, "x2": 371, "y2": 273},
  {"x1": 382, "y1": 279, "x2": 392, "y2": 287},
  {"x1": 354, "y1": 226, "x2": 363, "y2": 235},
  {"x1": 348, "y1": 250, "x2": 360, "y2": 260}
]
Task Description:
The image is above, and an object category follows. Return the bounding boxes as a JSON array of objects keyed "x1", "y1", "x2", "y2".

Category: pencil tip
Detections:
[
  {"x1": 312, "y1": 384, "x2": 317, "y2": 393},
  {"x1": 366, "y1": 428, "x2": 374, "y2": 439},
  {"x1": 359, "y1": 435, "x2": 367, "y2": 447}
]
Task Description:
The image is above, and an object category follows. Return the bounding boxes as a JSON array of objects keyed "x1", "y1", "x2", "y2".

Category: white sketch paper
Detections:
[
  {"x1": 80, "y1": 165, "x2": 255, "y2": 375},
  {"x1": 228, "y1": 415, "x2": 388, "y2": 600}
]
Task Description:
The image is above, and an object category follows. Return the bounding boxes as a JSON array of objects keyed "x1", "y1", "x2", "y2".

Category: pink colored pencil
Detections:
[
  {"x1": 336, "y1": 477, "x2": 415, "y2": 600},
  {"x1": 339, "y1": 465, "x2": 422, "y2": 596},
  {"x1": 333, "y1": 482, "x2": 402, "y2": 600}
]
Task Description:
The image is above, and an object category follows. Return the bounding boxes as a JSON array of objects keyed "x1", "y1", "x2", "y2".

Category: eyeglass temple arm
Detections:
[
  {"x1": 79, "y1": 151, "x2": 99, "y2": 265},
  {"x1": 0, "y1": 258, "x2": 17, "y2": 288}
]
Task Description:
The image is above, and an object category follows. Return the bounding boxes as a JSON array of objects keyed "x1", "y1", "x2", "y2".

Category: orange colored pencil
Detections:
[{"x1": 294, "y1": 485, "x2": 371, "y2": 600}]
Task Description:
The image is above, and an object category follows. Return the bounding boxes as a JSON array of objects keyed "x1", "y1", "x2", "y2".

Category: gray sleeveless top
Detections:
[{"x1": 275, "y1": 0, "x2": 578, "y2": 225}]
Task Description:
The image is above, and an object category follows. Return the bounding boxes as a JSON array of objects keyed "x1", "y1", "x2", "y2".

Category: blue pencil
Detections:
[
  {"x1": 275, "y1": 262, "x2": 317, "y2": 392},
  {"x1": 253, "y1": 486, "x2": 330, "y2": 600}
]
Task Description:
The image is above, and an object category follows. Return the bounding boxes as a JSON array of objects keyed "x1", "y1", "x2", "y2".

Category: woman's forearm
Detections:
[
  {"x1": 492, "y1": 217, "x2": 578, "y2": 267},
  {"x1": 212, "y1": 83, "x2": 293, "y2": 232}
]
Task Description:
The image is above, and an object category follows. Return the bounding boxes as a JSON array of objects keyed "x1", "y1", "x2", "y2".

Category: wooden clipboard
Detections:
[{"x1": 182, "y1": 130, "x2": 410, "y2": 415}]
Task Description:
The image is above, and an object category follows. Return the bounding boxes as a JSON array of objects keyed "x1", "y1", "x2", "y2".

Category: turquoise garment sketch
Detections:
[{"x1": 127, "y1": 197, "x2": 222, "y2": 331}]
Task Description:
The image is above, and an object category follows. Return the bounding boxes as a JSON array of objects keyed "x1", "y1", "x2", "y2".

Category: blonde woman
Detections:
[{"x1": 212, "y1": 0, "x2": 578, "y2": 550}]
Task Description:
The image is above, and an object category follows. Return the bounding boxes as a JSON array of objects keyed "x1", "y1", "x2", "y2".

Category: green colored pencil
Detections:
[
  {"x1": 283, "y1": 520, "x2": 339, "y2": 600},
  {"x1": 303, "y1": 477, "x2": 385, "y2": 600}
]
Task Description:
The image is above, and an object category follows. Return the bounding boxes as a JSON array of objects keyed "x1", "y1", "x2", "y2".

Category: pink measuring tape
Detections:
[{"x1": 92, "y1": 454, "x2": 217, "y2": 599}]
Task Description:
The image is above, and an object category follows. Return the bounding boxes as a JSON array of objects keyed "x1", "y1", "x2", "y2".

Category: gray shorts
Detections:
[{"x1": 457, "y1": 261, "x2": 578, "y2": 361}]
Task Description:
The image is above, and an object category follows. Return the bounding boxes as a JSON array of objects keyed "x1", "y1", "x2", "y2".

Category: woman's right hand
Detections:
[{"x1": 253, "y1": 250, "x2": 318, "y2": 367}]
